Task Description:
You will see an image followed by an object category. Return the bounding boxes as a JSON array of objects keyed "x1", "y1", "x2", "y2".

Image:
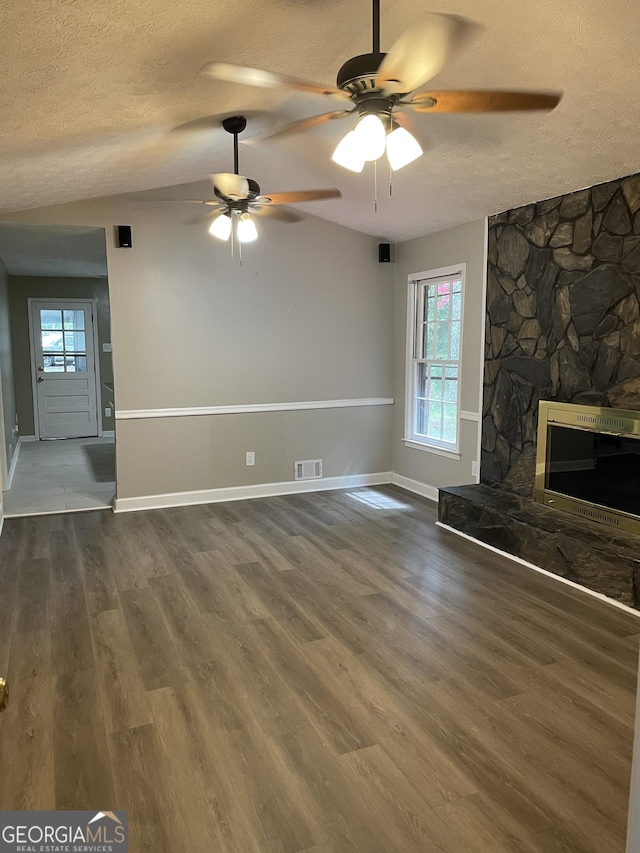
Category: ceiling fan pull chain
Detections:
[{"x1": 389, "y1": 160, "x2": 393, "y2": 197}]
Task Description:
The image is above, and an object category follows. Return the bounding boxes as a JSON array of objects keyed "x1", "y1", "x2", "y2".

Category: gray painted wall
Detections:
[
  {"x1": 0, "y1": 183, "x2": 395, "y2": 499},
  {"x1": 8, "y1": 276, "x2": 113, "y2": 436},
  {"x1": 0, "y1": 257, "x2": 18, "y2": 486},
  {"x1": 116, "y1": 407, "x2": 392, "y2": 500},
  {"x1": 392, "y1": 218, "x2": 487, "y2": 490}
]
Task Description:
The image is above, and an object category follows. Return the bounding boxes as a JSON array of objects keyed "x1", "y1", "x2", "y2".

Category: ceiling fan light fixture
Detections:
[
  {"x1": 331, "y1": 130, "x2": 366, "y2": 172},
  {"x1": 209, "y1": 213, "x2": 232, "y2": 241},
  {"x1": 353, "y1": 113, "x2": 387, "y2": 161},
  {"x1": 237, "y1": 213, "x2": 258, "y2": 243},
  {"x1": 385, "y1": 124, "x2": 423, "y2": 170}
]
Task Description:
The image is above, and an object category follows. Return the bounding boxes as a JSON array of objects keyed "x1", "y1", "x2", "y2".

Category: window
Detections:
[
  {"x1": 40, "y1": 308, "x2": 88, "y2": 373},
  {"x1": 405, "y1": 266, "x2": 464, "y2": 455}
]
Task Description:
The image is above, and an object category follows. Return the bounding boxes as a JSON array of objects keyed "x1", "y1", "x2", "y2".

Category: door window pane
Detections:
[
  {"x1": 39, "y1": 307, "x2": 90, "y2": 373},
  {"x1": 43, "y1": 355, "x2": 65, "y2": 372},
  {"x1": 63, "y1": 310, "x2": 85, "y2": 330},
  {"x1": 40, "y1": 310, "x2": 62, "y2": 330},
  {"x1": 42, "y1": 331, "x2": 63, "y2": 352},
  {"x1": 64, "y1": 331, "x2": 86, "y2": 352},
  {"x1": 65, "y1": 355, "x2": 87, "y2": 372}
]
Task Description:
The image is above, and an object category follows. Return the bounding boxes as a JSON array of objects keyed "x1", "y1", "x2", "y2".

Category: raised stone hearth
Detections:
[
  {"x1": 483, "y1": 172, "x2": 640, "y2": 495},
  {"x1": 444, "y1": 172, "x2": 640, "y2": 608},
  {"x1": 439, "y1": 484, "x2": 640, "y2": 608}
]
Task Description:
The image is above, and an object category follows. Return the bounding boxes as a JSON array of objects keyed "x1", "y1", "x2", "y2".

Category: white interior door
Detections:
[{"x1": 31, "y1": 301, "x2": 99, "y2": 439}]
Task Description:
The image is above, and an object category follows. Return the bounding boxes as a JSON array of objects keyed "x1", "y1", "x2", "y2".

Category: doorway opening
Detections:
[{"x1": 0, "y1": 222, "x2": 115, "y2": 516}]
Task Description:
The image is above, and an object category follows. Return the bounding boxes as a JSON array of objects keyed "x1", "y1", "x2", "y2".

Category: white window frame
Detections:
[{"x1": 404, "y1": 264, "x2": 466, "y2": 459}]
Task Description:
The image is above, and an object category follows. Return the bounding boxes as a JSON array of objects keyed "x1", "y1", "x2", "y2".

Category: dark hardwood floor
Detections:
[{"x1": 0, "y1": 486, "x2": 638, "y2": 852}]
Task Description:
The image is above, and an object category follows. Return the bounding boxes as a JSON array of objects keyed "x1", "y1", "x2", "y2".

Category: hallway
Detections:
[{"x1": 3, "y1": 436, "x2": 115, "y2": 516}]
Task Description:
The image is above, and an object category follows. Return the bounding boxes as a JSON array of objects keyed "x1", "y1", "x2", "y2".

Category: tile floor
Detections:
[{"x1": 3, "y1": 436, "x2": 115, "y2": 516}]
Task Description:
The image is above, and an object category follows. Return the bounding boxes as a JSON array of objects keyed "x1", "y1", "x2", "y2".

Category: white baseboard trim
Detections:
[
  {"x1": 436, "y1": 521, "x2": 640, "y2": 619},
  {"x1": 391, "y1": 473, "x2": 439, "y2": 503},
  {"x1": 102, "y1": 430, "x2": 115, "y2": 438},
  {"x1": 20, "y1": 435, "x2": 36, "y2": 443},
  {"x1": 0, "y1": 507, "x2": 4, "y2": 538},
  {"x1": 4, "y1": 504, "x2": 113, "y2": 519},
  {"x1": 6, "y1": 437, "x2": 21, "y2": 490},
  {"x1": 116, "y1": 397, "x2": 394, "y2": 421},
  {"x1": 114, "y1": 471, "x2": 394, "y2": 513}
]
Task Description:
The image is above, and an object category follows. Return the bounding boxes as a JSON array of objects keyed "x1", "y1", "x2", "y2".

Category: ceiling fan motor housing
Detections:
[
  {"x1": 337, "y1": 52, "x2": 406, "y2": 124},
  {"x1": 336, "y1": 52, "x2": 386, "y2": 94},
  {"x1": 247, "y1": 178, "x2": 261, "y2": 198}
]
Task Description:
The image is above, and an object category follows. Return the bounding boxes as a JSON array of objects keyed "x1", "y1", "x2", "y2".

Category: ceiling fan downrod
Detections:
[
  {"x1": 372, "y1": 0, "x2": 381, "y2": 55},
  {"x1": 221, "y1": 115, "x2": 247, "y2": 174}
]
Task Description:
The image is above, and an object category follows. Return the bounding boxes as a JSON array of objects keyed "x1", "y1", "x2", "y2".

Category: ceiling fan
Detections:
[
  {"x1": 202, "y1": 1, "x2": 561, "y2": 174},
  {"x1": 183, "y1": 116, "x2": 341, "y2": 248}
]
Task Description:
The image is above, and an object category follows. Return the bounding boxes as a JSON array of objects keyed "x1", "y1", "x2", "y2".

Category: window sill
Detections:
[{"x1": 402, "y1": 438, "x2": 462, "y2": 460}]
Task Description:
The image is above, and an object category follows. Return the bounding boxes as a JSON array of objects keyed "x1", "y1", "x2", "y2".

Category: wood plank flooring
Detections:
[{"x1": 0, "y1": 485, "x2": 638, "y2": 852}]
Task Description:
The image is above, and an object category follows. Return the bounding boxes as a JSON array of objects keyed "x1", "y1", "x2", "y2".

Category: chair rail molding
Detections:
[{"x1": 115, "y1": 397, "x2": 394, "y2": 420}]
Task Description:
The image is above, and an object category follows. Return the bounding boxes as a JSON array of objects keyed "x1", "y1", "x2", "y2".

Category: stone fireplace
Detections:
[
  {"x1": 439, "y1": 171, "x2": 640, "y2": 608},
  {"x1": 482, "y1": 172, "x2": 640, "y2": 496}
]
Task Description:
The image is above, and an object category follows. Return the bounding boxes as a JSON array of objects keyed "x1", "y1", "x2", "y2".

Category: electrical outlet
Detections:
[
  {"x1": 471, "y1": 461, "x2": 479, "y2": 478},
  {"x1": 105, "y1": 407, "x2": 112, "y2": 418},
  {"x1": 246, "y1": 451, "x2": 255, "y2": 466}
]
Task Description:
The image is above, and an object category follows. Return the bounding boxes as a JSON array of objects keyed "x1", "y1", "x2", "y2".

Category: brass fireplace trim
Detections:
[{"x1": 534, "y1": 400, "x2": 640, "y2": 536}]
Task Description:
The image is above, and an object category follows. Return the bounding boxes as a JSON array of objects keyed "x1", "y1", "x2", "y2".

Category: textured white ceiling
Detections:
[
  {"x1": 0, "y1": 223, "x2": 107, "y2": 277},
  {"x1": 1, "y1": 0, "x2": 640, "y2": 241}
]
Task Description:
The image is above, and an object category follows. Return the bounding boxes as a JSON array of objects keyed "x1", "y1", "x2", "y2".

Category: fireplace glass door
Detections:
[{"x1": 547, "y1": 425, "x2": 640, "y2": 517}]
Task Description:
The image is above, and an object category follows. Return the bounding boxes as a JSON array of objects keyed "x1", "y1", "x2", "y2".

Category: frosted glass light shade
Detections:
[
  {"x1": 353, "y1": 114, "x2": 387, "y2": 161},
  {"x1": 332, "y1": 131, "x2": 366, "y2": 172},
  {"x1": 209, "y1": 213, "x2": 231, "y2": 240},
  {"x1": 237, "y1": 213, "x2": 258, "y2": 243},
  {"x1": 386, "y1": 126, "x2": 423, "y2": 171}
]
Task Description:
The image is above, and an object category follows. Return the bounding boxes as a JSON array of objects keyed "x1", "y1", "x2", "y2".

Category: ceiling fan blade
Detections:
[
  {"x1": 376, "y1": 14, "x2": 463, "y2": 94},
  {"x1": 170, "y1": 110, "x2": 267, "y2": 136},
  {"x1": 251, "y1": 205, "x2": 304, "y2": 223},
  {"x1": 134, "y1": 198, "x2": 224, "y2": 207},
  {"x1": 392, "y1": 110, "x2": 420, "y2": 137},
  {"x1": 245, "y1": 110, "x2": 355, "y2": 145},
  {"x1": 403, "y1": 90, "x2": 561, "y2": 113},
  {"x1": 256, "y1": 189, "x2": 342, "y2": 205},
  {"x1": 201, "y1": 62, "x2": 351, "y2": 100},
  {"x1": 211, "y1": 172, "x2": 250, "y2": 200}
]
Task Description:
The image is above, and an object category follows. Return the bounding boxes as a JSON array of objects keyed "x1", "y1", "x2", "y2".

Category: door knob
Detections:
[
  {"x1": 38, "y1": 366, "x2": 43, "y2": 371},
  {"x1": 0, "y1": 678, "x2": 8, "y2": 712},
  {"x1": 37, "y1": 376, "x2": 44, "y2": 383}
]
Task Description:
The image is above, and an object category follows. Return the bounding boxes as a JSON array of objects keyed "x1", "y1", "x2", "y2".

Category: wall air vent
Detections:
[
  {"x1": 294, "y1": 459, "x2": 323, "y2": 481},
  {"x1": 575, "y1": 413, "x2": 627, "y2": 431},
  {"x1": 571, "y1": 504, "x2": 620, "y2": 527}
]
